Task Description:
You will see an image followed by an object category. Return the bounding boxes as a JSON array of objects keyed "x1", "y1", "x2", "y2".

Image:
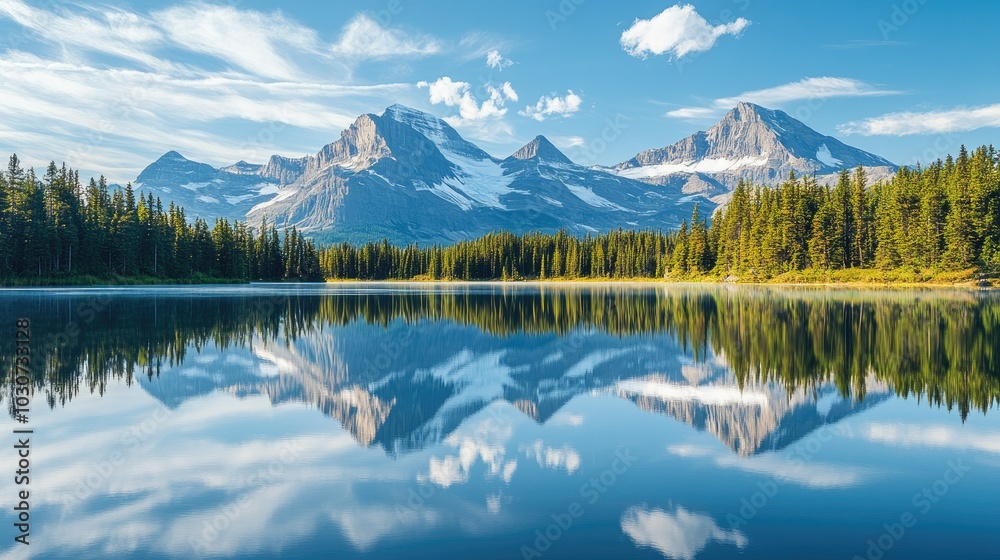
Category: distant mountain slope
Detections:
[
  {"x1": 130, "y1": 102, "x2": 898, "y2": 243},
  {"x1": 614, "y1": 102, "x2": 897, "y2": 195},
  {"x1": 243, "y1": 105, "x2": 709, "y2": 244},
  {"x1": 134, "y1": 151, "x2": 281, "y2": 222}
]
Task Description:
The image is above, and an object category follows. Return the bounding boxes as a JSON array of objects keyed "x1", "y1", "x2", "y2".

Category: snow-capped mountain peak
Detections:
[
  {"x1": 382, "y1": 104, "x2": 496, "y2": 163},
  {"x1": 128, "y1": 102, "x2": 898, "y2": 245},
  {"x1": 615, "y1": 102, "x2": 896, "y2": 193}
]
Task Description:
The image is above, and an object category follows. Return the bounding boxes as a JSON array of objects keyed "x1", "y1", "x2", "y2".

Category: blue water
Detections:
[{"x1": 0, "y1": 284, "x2": 997, "y2": 559}]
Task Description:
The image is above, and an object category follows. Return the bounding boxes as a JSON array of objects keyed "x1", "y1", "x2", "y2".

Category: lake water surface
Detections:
[{"x1": 1, "y1": 283, "x2": 998, "y2": 559}]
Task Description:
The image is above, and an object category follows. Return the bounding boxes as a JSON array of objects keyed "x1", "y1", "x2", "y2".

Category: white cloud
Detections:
[
  {"x1": 418, "y1": 76, "x2": 518, "y2": 121},
  {"x1": 0, "y1": 55, "x2": 405, "y2": 173},
  {"x1": 667, "y1": 77, "x2": 901, "y2": 120},
  {"x1": 153, "y1": 4, "x2": 322, "y2": 81},
  {"x1": 0, "y1": 0, "x2": 169, "y2": 70},
  {"x1": 621, "y1": 505, "x2": 748, "y2": 560},
  {"x1": 501, "y1": 82, "x2": 519, "y2": 102},
  {"x1": 458, "y1": 31, "x2": 517, "y2": 63},
  {"x1": 717, "y1": 77, "x2": 900, "y2": 107},
  {"x1": 665, "y1": 107, "x2": 720, "y2": 119},
  {"x1": 665, "y1": 442, "x2": 869, "y2": 489},
  {"x1": 519, "y1": 90, "x2": 582, "y2": 122},
  {"x1": 713, "y1": 454, "x2": 866, "y2": 489},
  {"x1": 422, "y1": 407, "x2": 518, "y2": 488},
  {"x1": 548, "y1": 411, "x2": 584, "y2": 426},
  {"x1": 861, "y1": 423, "x2": 1000, "y2": 454},
  {"x1": 666, "y1": 444, "x2": 715, "y2": 458},
  {"x1": 0, "y1": 3, "x2": 419, "y2": 181},
  {"x1": 522, "y1": 440, "x2": 581, "y2": 474},
  {"x1": 551, "y1": 136, "x2": 587, "y2": 150},
  {"x1": 620, "y1": 4, "x2": 750, "y2": 60},
  {"x1": 838, "y1": 104, "x2": 1000, "y2": 136},
  {"x1": 330, "y1": 13, "x2": 441, "y2": 59},
  {"x1": 486, "y1": 49, "x2": 514, "y2": 71}
]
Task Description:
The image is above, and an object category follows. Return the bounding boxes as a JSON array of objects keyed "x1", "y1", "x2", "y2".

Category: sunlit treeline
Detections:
[{"x1": 319, "y1": 145, "x2": 1000, "y2": 280}]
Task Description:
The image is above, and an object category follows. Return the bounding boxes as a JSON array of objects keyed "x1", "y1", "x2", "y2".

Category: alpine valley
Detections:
[{"x1": 133, "y1": 102, "x2": 897, "y2": 245}]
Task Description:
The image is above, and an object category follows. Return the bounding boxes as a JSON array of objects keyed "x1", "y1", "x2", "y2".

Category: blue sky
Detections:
[{"x1": 0, "y1": 0, "x2": 997, "y2": 183}]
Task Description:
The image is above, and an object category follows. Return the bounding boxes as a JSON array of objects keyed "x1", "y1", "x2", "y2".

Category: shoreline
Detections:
[{"x1": 2, "y1": 277, "x2": 995, "y2": 290}]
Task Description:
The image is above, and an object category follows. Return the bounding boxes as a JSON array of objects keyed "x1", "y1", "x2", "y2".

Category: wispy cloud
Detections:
[
  {"x1": 153, "y1": 4, "x2": 323, "y2": 80},
  {"x1": 486, "y1": 49, "x2": 514, "y2": 71},
  {"x1": 0, "y1": 0, "x2": 169, "y2": 70},
  {"x1": 0, "y1": 3, "x2": 427, "y2": 181},
  {"x1": 838, "y1": 104, "x2": 1000, "y2": 136},
  {"x1": 550, "y1": 136, "x2": 587, "y2": 150},
  {"x1": 330, "y1": 13, "x2": 441, "y2": 60},
  {"x1": 519, "y1": 91, "x2": 583, "y2": 122},
  {"x1": 664, "y1": 107, "x2": 720, "y2": 119},
  {"x1": 621, "y1": 4, "x2": 749, "y2": 60},
  {"x1": 717, "y1": 77, "x2": 899, "y2": 107},
  {"x1": 458, "y1": 31, "x2": 517, "y2": 63},
  {"x1": 667, "y1": 443, "x2": 869, "y2": 488},
  {"x1": 860, "y1": 423, "x2": 1000, "y2": 453},
  {"x1": 667, "y1": 77, "x2": 900, "y2": 119},
  {"x1": 0, "y1": 54, "x2": 408, "y2": 170},
  {"x1": 713, "y1": 453, "x2": 867, "y2": 489}
]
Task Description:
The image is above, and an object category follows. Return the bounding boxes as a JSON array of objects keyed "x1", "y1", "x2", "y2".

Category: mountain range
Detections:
[
  {"x1": 139, "y1": 316, "x2": 891, "y2": 457},
  {"x1": 133, "y1": 102, "x2": 896, "y2": 244}
]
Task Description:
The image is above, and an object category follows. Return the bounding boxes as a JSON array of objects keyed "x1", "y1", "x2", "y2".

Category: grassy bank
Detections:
[
  {"x1": 325, "y1": 268, "x2": 996, "y2": 288},
  {"x1": 3, "y1": 269, "x2": 994, "y2": 289}
]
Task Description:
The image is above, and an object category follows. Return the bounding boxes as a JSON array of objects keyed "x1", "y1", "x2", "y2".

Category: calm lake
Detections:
[{"x1": 1, "y1": 283, "x2": 998, "y2": 559}]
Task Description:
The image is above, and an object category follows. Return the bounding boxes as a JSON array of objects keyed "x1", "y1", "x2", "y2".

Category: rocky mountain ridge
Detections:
[{"x1": 132, "y1": 102, "x2": 896, "y2": 241}]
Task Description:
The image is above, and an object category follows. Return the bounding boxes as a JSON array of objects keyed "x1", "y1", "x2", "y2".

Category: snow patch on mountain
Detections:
[
  {"x1": 616, "y1": 379, "x2": 770, "y2": 406},
  {"x1": 428, "y1": 150, "x2": 518, "y2": 210},
  {"x1": 565, "y1": 184, "x2": 630, "y2": 211},
  {"x1": 816, "y1": 144, "x2": 842, "y2": 167},
  {"x1": 616, "y1": 156, "x2": 770, "y2": 180},
  {"x1": 249, "y1": 188, "x2": 297, "y2": 214},
  {"x1": 225, "y1": 194, "x2": 256, "y2": 205}
]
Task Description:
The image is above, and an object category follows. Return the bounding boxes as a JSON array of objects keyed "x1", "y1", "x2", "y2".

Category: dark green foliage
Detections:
[
  {"x1": 319, "y1": 228, "x2": 677, "y2": 280},
  {"x1": 3, "y1": 144, "x2": 998, "y2": 284},
  {"x1": 710, "y1": 146, "x2": 1000, "y2": 278},
  {"x1": 0, "y1": 155, "x2": 322, "y2": 284},
  {"x1": 317, "y1": 144, "x2": 999, "y2": 281}
]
